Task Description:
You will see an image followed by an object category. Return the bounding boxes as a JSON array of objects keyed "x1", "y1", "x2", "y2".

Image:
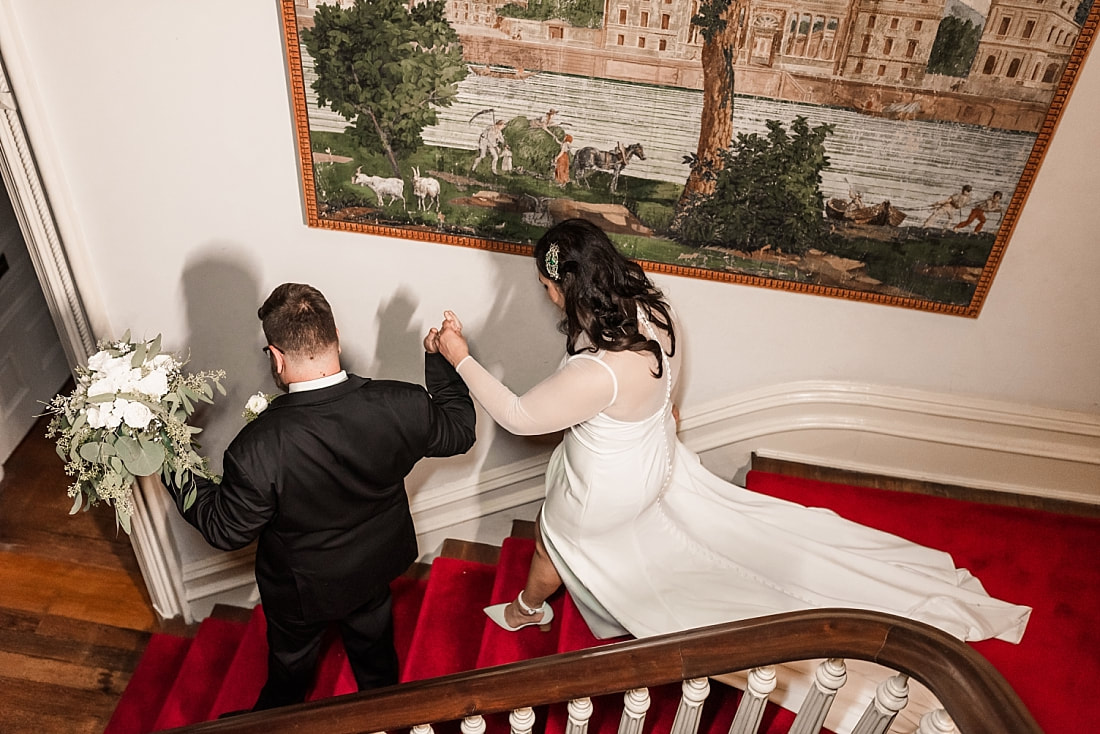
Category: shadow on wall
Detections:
[
  {"x1": 179, "y1": 248, "x2": 267, "y2": 475},
  {"x1": 402, "y1": 245, "x2": 566, "y2": 505}
]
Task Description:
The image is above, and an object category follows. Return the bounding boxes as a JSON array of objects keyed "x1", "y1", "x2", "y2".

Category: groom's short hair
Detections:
[{"x1": 258, "y1": 283, "x2": 338, "y2": 356}]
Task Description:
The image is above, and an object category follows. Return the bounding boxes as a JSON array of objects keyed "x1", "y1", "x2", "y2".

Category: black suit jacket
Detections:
[{"x1": 173, "y1": 353, "x2": 475, "y2": 622}]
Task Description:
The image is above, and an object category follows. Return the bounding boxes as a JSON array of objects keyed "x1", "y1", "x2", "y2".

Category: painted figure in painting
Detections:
[
  {"x1": 954, "y1": 191, "x2": 1003, "y2": 234},
  {"x1": 471, "y1": 119, "x2": 508, "y2": 175},
  {"x1": 923, "y1": 184, "x2": 973, "y2": 229},
  {"x1": 553, "y1": 134, "x2": 573, "y2": 186}
]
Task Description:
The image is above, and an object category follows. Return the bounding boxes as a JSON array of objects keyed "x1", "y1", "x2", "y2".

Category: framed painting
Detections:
[{"x1": 280, "y1": 0, "x2": 1098, "y2": 316}]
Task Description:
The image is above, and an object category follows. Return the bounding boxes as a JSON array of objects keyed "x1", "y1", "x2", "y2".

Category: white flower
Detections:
[
  {"x1": 86, "y1": 403, "x2": 106, "y2": 429},
  {"x1": 90, "y1": 400, "x2": 124, "y2": 430},
  {"x1": 150, "y1": 354, "x2": 178, "y2": 370},
  {"x1": 45, "y1": 331, "x2": 226, "y2": 536},
  {"x1": 122, "y1": 401, "x2": 155, "y2": 430},
  {"x1": 134, "y1": 368, "x2": 170, "y2": 398},
  {"x1": 246, "y1": 392, "x2": 269, "y2": 415},
  {"x1": 87, "y1": 350, "x2": 114, "y2": 372}
]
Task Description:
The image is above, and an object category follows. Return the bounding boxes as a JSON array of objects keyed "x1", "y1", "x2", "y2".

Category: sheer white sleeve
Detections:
[{"x1": 455, "y1": 354, "x2": 617, "y2": 435}]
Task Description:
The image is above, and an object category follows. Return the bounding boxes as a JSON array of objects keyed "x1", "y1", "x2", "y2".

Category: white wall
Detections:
[{"x1": 2, "y1": 1, "x2": 1098, "y2": 568}]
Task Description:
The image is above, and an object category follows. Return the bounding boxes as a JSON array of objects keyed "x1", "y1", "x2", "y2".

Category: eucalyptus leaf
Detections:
[
  {"x1": 88, "y1": 393, "x2": 117, "y2": 403},
  {"x1": 130, "y1": 341, "x2": 147, "y2": 369},
  {"x1": 70, "y1": 492, "x2": 84, "y2": 515},
  {"x1": 215, "y1": 381, "x2": 226, "y2": 396},
  {"x1": 149, "y1": 334, "x2": 162, "y2": 358},
  {"x1": 183, "y1": 486, "x2": 197, "y2": 511},
  {"x1": 118, "y1": 508, "x2": 132, "y2": 535},
  {"x1": 71, "y1": 412, "x2": 87, "y2": 433},
  {"x1": 115, "y1": 435, "x2": 165, "y2": 476},
  {"x1": 79, "y1": 441, "x2": 113, "y2": 462}
]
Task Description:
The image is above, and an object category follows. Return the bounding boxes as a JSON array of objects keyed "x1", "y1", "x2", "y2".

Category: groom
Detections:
[{"x1": 165, "y1": 283, "x2": 476, "y2": 711}]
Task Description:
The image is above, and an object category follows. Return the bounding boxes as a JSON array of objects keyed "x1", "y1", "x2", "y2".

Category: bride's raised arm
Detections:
[{"x1": 432, "y1": 311, "x2": 616, "y2": 436}]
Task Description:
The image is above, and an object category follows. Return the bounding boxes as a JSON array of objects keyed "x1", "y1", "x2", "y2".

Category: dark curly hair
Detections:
[{"x1": 533, "y1": 219, "x2": 675, "y2": 376}]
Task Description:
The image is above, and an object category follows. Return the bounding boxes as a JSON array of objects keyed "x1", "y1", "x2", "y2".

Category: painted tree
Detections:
[
  {"x1": 927, "y1": 17, "x2": 982, "y2": 77},
  {"x1": 677, "y1": 0, "x2": 742, "y2": 208},
  {"x1": 302, "y1": 0, "x2": 468, "y2": 178},
  {"x1": 674, "y1": 116, "x2": 834, "y2": 254}
]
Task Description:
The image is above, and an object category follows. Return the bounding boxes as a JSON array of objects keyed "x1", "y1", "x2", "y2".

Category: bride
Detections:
[{"x1": 426, "y1": 219, "x2": 1030, "y2": 723}]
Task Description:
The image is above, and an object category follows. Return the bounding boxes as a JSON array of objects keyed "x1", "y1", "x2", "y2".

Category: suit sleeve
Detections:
[
  {"x1": 167, "y1": 447, "x2": 275, "y2": 552},
  {"x1": 423, "y1": 351, "x2": 477, "y2": 457}
]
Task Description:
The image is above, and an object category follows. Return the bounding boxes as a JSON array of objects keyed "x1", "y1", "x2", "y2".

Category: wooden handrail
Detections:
[{"x1": 161, "y1": 608, "x2": 1042, "y2": 734}]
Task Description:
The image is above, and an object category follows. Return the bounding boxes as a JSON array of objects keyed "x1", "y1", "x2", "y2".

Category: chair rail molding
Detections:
[{"x1": 181, "y1": 379, "x2": 1100, "y2": 619}]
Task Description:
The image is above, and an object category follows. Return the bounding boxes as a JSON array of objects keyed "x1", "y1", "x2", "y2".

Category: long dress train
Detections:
[{"x1": 454, "y1": 310, "x2": 1030, "y2": 732}]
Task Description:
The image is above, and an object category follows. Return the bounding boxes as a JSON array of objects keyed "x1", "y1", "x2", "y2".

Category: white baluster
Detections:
[
  {"x1": 671, "y1": 678, "x2": 711, "y2": 734},
  {"x1": 618, "y1": 687, "x2": 652, "y2": 734},
  {"x1": 411, "y1": 725, "x2": 434, "y2": 734},
  {"x1": 852, "y1": 674, "x2": 910, "y2": 734},
  {"x1": 790, "y1": 658, "x2": 847, "y2": 734},
  {"x1": 567, "y1": 697, "x2": 594, "y2": 734},
  {"x1": 509, "y1": 707, "x2": 536, "y2": 734},
  {"x1": 915, "y1": 709, "x2": 956, "y2": 734},
  {"x1": 728, "y1": 666, "x2": 777, "y2": 734},
  {"x1": 462, "y1": 714, "x2": 487, "y2": 734}
]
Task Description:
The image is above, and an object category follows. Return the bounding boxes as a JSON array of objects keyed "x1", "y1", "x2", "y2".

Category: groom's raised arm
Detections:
[{"x1": 423, "y1": 351, "x2": 476, "y2": 458}]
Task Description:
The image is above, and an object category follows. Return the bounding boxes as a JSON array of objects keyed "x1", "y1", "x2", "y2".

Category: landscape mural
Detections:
[{"x1": 280, "y1": 0, "x2": 1098, "y2": 316}]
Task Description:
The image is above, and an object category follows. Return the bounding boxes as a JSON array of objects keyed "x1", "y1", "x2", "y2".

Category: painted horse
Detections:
[{"x1": 572, "y1": 142, "x2": 646, "y2": 192}]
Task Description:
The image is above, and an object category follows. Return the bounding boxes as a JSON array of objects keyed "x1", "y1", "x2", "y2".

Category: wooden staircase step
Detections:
[
  {"x1": 102, "y1": 633, "x2": 192, "y2": 734},
  {"x1": 150, "y1": 616, "x2": 247, "y2": 730},
  {"x1": 400, "y1": 556, "x2": 497, "y2": 682},
  {"x1": 207, "y1": 606, "x2": 268, "y2": 717},
  {"x1": 476, "y1": 537, "x2": 561, "y2": 669}
]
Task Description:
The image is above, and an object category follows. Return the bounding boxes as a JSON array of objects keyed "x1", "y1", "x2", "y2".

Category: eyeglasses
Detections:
[{"x1": 262, "y1": 344, "x2": 284, "y2": 357}]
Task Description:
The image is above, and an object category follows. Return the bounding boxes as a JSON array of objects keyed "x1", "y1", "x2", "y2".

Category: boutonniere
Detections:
[{"x1": 243, "y1": 391, "x2": 277, "y2": 422}]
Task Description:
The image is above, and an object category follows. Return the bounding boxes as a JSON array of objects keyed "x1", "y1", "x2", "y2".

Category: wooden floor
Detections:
[{"x1": 0, "y1": 416, "x2": 189, "y2": 734}]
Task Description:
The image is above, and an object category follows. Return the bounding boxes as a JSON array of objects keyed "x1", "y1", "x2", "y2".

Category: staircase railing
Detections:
[{"x1": 159, "y1": 608, "x2": 1041, "y2": 734}]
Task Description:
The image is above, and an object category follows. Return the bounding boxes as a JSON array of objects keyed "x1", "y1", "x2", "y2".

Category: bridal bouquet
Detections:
[{"x1": 43, "y1": 332, "x2": 226, "y2": 533}]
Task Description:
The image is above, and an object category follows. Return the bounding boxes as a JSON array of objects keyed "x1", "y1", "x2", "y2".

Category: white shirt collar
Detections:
[{"x1": 288, "y1": 370, "x2": 349, "y2": 393}]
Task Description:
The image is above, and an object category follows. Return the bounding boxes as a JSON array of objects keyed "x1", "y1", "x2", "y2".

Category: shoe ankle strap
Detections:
[{"x1": 516, "y1": 590, "x2": 543, "y2": 616}]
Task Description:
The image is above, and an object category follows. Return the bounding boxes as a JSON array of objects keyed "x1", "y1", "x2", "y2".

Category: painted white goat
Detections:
[
  {"x1": 352, "y1": 166, "x2": 406, "y2": 209},
  {"x1": 411, "y1": 167, "x2": 441, "y2": 211}
]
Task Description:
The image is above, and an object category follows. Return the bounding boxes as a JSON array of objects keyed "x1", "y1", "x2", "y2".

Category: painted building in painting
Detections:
[
  {"x1": 292, "y1": 0, "x2": 1091, "y2": 131},
  {"x1": 965, "y1": 0, "x2": 1081, "y2": 100},
  {"x1": 839, "y1": 0, "x2": 948, "y2": 85}
]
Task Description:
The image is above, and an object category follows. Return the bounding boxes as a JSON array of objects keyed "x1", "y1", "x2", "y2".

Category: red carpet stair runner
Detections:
[{"x1": 104, "y1": 471, "x2": 1100, "y2": 733}]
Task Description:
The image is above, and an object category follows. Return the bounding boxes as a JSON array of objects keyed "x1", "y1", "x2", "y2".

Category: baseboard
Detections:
[{"x1": 178, "y1": 380, "x2": 1100, "y2": 615}]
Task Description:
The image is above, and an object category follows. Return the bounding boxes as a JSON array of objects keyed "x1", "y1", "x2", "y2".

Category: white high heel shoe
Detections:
[{"x1": 484, "y1": 591, "x2": 555, "y2": 631}]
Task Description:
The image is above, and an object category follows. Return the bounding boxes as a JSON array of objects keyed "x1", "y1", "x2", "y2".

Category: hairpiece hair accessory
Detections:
[{"x1": 545, "y1": 243, "x2": 560, "y2": 280}]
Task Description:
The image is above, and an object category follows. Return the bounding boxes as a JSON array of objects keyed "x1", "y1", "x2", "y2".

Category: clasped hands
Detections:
[{"x1": 424, "y1": 310, "x2": 470, "y2": 366}]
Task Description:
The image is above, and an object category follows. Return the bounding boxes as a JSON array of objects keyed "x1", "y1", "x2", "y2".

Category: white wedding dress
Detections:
[{"x1": 455, "y1": 309, "x2": 1031, "y2": 732}]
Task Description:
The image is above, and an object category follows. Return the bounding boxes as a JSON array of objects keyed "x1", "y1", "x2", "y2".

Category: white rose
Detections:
[
  {"x1": 134, "y1": 368, "x2": 169, "y2": 398},
  {"x1": 122, "y1": 401, "x2": 155, "y2": 430},
  {"x1": 86, "y1": 403, "x2": 106, "y2": 429},
  {"x1": 246, "y1": 393, "x2": 269, "y2": 415},
  {"x1": 150, "y1": 354, "x2": 177, "y2": 370},
  {"x1": 101, "y1": 400, "x2": 124, "y2": 430},
  {"x1": 87, "y1": 376, "x2": 117, "y2": 398},
  {"x1": 87, "y1": 350, "x2": 113, "y2": 372}
]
